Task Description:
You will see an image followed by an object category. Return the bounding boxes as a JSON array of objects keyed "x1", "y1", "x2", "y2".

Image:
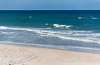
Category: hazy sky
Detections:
[{"x1": 0, "y1": 0, "x2": 100, "y2": 10}]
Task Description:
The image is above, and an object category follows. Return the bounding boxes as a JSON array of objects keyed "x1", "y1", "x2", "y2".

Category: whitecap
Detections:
[
  {"x1": 46, "y1": 23, "x2": 48, "y2": 25},
  {"x1": 53, "y1": 24, "x2": 71, "y2": 28},
  {"x1": 0, "y1": 26, "x2": 9, "y2": 29},
  {"x1": 78, "y1": 17, "x2": 82, "y2": 19},
  {"x1": 78, "y1": 16, "x2": 98, "y2": 19},
  {"x1": 91, "y1": 16, "x2": 98, "y2": 19}
]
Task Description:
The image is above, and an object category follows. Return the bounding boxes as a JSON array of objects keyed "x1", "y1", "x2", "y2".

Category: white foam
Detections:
[
  {"x1": 53, "y1": 24, "x2": 71, "y2": 28},
  {"x1": 91, "y1": 16, "x2": 98, "y2": 19},
  {"x1": 0, "y1": 26, "x2": 9, "y2": 29},
  {"x1": 78, "y1": 16, "x2": 98, "y2": 19},
  {"x1": 55, "y1": 35, "x2": 100, "y2": 44},
  {"x1": 0, "y1": 26, "x2": 100, "y2": 44},
  {"x1": 78, "y1": 17, "x2": 82, "y2": 19},
  {"x1": 46, "y1": 23, "x2": 48, "y2": 25},
  {"x1": 30, "y1": 43, "x2": 100, "y2": 51},
  {"x1": 0, "y1": 31, "x2": 14, "y2": 35}
]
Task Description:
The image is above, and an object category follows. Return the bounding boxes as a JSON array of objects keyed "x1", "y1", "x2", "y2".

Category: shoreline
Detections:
[
  {"x1": 3, "y1": 43, "x2": 100, "y2": 54},
  {"x1": 0, "y1": 43, "x2": 100, "y2": 65}
]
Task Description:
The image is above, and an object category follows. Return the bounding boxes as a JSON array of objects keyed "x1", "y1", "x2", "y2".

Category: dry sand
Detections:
[{"x1": 0, "y1": 43, "x2": 100, "y2": 65}]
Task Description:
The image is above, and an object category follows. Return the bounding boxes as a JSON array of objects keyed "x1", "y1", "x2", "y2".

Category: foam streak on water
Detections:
[{"x1": 0, "y1": 26, "x2": 100, "y2": 44}]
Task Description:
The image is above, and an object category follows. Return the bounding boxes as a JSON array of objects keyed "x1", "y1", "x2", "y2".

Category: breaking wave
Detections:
[
  {"x1": 53, "y1": 24, "x2": 72, "y2": 28},
  {"x1": 0, "y1": 26, "x2": 100, "y2": 44}
]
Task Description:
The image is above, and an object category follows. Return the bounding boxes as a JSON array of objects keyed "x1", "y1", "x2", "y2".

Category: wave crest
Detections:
[
  {"x1": 0, "y1": 26, "x2": 9, "y2": 29},
  {"x1": 53, "y1": 24, "x2": 72, "y2": 28},
  {"x1": 78, "y1": 16, "x2": 98, "y2": 19},
  {"x1": 0, "y1": 26, "x2": 100, "y2": 44}
]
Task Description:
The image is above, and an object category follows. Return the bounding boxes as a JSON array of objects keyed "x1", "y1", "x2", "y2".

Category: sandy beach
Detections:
[{"x1": 0, "y1": 43, "x2": 100, "y2": 65}]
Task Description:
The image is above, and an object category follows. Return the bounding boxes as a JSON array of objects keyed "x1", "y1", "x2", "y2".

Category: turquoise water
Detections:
[{"x1": 0, "y1": 10, "x2": 100, "y2": 53}]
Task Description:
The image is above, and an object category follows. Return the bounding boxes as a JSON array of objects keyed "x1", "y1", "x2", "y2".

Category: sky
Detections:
[{"x1": 0, "y1": 0, "x2": 100, "y2": 10}]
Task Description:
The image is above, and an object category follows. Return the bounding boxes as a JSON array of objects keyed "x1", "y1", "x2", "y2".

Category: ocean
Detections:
[{"x1": 0, "y1": 10, "x2": 100, "y2": 53}]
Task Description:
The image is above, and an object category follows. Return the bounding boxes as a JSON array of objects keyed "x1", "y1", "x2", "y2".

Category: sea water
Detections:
[{"x1": 0, "y1": 10, "x2": 100, "y2": 53}]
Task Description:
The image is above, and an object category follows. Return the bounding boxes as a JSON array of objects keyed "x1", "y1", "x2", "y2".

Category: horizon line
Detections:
[{"x1": 0, "y1": 10, "x2": 99, "y2": 11}]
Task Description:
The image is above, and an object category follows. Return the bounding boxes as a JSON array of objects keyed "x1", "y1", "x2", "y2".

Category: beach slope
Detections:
[{"x1": 0, "y1": 43, "x2": 100, "y2": 65}]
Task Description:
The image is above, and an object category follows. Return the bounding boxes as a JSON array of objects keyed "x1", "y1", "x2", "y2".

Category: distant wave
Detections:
[
  {"x1": 78, "y1": 16, "x2": 98, "y2": 19},
  {"x1": 53, "y1": 24, "x2": 82, "y2": 29},
  {"x1": 45, "y1": 23, "x2": 72, "y2": 29},
  {"x1": 0, "y1": 23, "x2": 81, "y2": 30},
  {"x1": 53, "y1": 24, "x2": 72, "y2": 28}
]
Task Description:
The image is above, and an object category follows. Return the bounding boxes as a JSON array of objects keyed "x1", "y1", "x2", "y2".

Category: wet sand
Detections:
[{"x1": 0, "y1": 43, "x2": 100, "y2": 65}]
